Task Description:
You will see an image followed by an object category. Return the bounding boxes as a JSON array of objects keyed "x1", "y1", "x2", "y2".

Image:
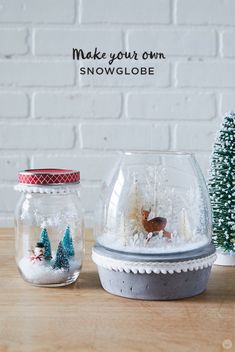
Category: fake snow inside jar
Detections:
[
  {"x1": 92, "y1": 152, "x2": 216, "y2": 300},
  {"x1": 14, "y1": 169, "x2": 84, "y2": 287}
]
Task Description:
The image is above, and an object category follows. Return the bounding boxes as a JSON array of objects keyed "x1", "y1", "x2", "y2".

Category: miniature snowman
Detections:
[{"x1": 30, "y1": 242, "x2": 45, "y2": 263}]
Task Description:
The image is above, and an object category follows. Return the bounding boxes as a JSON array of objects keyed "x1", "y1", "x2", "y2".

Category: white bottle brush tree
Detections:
[
  {"x1": 208, "y1": 112, "x2": 235, "y2": 253},
  {"x1": 125, "y1": 178, "x2": 143, "y2": 236},
  {"x1": 177, "y1": 208, "x2": 192, "y2": 242}
]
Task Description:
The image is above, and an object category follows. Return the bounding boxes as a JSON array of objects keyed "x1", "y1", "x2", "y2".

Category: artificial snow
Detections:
[
  {"x1": 18, "y1": 256, "x2": 81, "y2": 285},
  {"x1": 98, "y1": 232, "x2": 209, "y2": 254}
]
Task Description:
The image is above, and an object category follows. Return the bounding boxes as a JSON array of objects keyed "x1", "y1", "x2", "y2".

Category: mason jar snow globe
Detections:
[
  {"x1": 14, "y1": 169, "x2": 84, "y2": 287},
  {"x1": 92, "y1": 152, "x2": 216, "y2": 300}
]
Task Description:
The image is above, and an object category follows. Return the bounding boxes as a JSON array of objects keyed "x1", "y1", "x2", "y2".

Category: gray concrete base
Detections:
[
  {"x1": 93, "y1": 243, "x2": 216, "y2": 300},
  {"x1": 97, "y1": 265, "x2": 212, "y2": 300}
]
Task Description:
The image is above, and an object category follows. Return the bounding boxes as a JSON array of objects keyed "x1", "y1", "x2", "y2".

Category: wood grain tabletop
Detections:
[{"x1": 0, "y1": 228, "x2": 234, "y2": 352}]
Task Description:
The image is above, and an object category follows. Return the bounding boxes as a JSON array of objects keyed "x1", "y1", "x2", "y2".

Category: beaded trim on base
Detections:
[
  {"x1": 92, "y1": 249, "x2": 217, "y2": 274},
  {"x1": 14, "y1": 184, "x2": 79, "y2": 194}
]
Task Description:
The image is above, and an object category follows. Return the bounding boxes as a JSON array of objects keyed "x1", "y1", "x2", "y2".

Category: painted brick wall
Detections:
[{"x1": 0, "y1": 0, "x2": 234, "y2": 226}]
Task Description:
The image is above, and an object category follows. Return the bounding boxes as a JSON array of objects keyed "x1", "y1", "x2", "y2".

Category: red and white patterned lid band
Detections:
[{"x1": 18, "y1": 169, "x2": 80, "y2": 185}]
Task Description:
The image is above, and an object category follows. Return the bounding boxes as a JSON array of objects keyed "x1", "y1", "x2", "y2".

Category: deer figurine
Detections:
[{"x1": 141, "y1": 209, "x2": 172, "y2": 239}]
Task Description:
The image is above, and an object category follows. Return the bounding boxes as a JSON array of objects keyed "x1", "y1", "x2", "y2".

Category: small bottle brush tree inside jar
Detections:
[
  {"x1": 208, "y1": 112, "x2": 235, "y2": 265},
  {"x1": 39, "y1": 228, "x2": 52, "y2": 260}
]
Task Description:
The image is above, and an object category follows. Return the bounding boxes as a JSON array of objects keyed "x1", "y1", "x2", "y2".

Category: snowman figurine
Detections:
[{"x1": 30, "y1": 242, "x2": 45, "y2": 263}]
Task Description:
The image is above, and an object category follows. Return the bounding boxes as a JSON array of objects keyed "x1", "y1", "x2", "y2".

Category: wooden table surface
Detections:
[{"x1": 0, "y1": 228, "x2": 234, "y2": 352}]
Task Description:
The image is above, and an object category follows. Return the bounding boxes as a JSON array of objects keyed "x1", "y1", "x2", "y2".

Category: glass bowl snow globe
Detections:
[{"x1": 92, "y1": 152, "x2": 216, "y2": 300}]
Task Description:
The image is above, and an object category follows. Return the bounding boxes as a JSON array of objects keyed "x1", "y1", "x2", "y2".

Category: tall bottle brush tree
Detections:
[
  {"x1": 62, "y1": 226, "x2": 75, "y2": 257},
  {"x1": 53, "y1": 241, "x2": 70, "y2": 271},
  {"x1": 208, "y1": 112, "x2": 235, "y2": 252},
  {"x1": 39, "y1": 228, "x2": 52, "y2": 260}
]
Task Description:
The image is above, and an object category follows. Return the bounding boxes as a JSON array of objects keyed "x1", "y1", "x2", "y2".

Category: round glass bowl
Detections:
[
  {"x1": 15, "y1": 169, "x2": 84, "y2": 287},
  {"x1": 95, "y1": 151, "x2": 212, "y2": 254}
]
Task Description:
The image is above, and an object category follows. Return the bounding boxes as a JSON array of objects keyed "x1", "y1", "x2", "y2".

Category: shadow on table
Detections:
[{"x1": 74, "y1": 270, "x2": 101, "y2": 290}]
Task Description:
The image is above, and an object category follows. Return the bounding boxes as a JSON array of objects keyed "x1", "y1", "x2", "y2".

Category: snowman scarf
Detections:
[{"x1": 30, "y1": 250, "x2": 44, "y2": 263}]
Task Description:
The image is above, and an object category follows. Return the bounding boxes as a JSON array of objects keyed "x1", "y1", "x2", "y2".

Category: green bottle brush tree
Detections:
[{"x1": 208, "y1": 112, "x2": 235, "y2": 265}]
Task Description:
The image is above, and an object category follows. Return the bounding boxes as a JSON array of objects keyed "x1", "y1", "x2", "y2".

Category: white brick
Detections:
[
  {"x1": 127, "y1": 30, "x2": 216, "y2": 56},
  {"x1": 79, "y1": 60, "x2": 170, "y2": 88},
  {"x1": 32, "y1": 154, "x2": 118, "y2": 181},
  {"x1": 81, "y1": 0, "x2": 170, "y2": 24},
  {"x1": 177, "y1": 0, "x2": 235, "y2": 25},
  {"x1": 0, "y1": 0, "x2": 75, "y2": 24},
  {"x1": 221, "y1": 94, "x2": 235, "y2": 115},
  {"x1": 0, "y1": 93, "x2": 28, "y2": 118},
  {"x1": 175, "y1": 124, "x2": 217, "y2": 151},
  {"x1": 81, "y1": 123, "x2": 169, "y2": 150},
  {"x1": 34, "y1": 29, "x2": 122, "y2": 56},
  {"x1": 0, "y1": 156, "x2": 28, "y2": 181},
  {"x1": 0, "y1": 185, "x2": 19, "y2": 212},
  {"x1": 81, "y1": 184, "x2": 101, "y2": 212},
  {"x1": 222, "y1": 31, "x2": 235, "y2": 57},
  {"x1": 33, "y1": 92, "x2": 122, "y2": 119},
  {"x1": 0, "y1": 28, "x2": 28, "y2": 56},
  {"x1": 127, "y1": 93, "x2": 216, "y2": 120},
  {"x1": 177, "y1": 62, "x2": 235, "y2": 88},
  {"x1": 0, "y1": 124, "x2": 74, "y2": 149},
  {"x1": 0, "y1": 61, "x2": 74, "y2": 87}
]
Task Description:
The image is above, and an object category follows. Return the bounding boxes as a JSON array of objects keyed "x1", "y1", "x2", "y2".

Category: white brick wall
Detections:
[
  {"x1": 0, "y1": 0, "x2": 234, "y2": 227},
  {"x1": 0, "y1": 28, "x2": 28, "y2": 55},
  {"x1": 0, "y1": 0, "x2": 75, "y2": 24},
  {"x1": 0, "y1": 61, "x2": 75, "y2": 86},
  {"x1": 127, "y1": 93, "x2": 216, "y2": 120},
  {"x1": 176, "y1": 0, "x2": 235, "y2": 25},
  {"x1": 80, "y1": 0, "x2": 171, "y2": 24},
  {"x1": 0, "y1": 123, "x2": 75, "y2": 149},
  {"x1": 80, "y1": 123, "x2": 170, "y2": 150},
  {"x1": 174, "y1": 123, "x2": 218, "y2": 150},
  {"x1": 177, "y1": 62, "x2": 235, "y2": 88},
  {"x1": 0, "y1": 93, "x2": 28, "y2": 117},
  {"x1": 33, "y1": 92, "x2": 122, "y2": 118},
  {"x1": 127, "y1": 29, "x2": 216, "y2": 56},
  {"x1": 221, "y1": 31, "x2": 235, "y2": 57},
  {"x1": 34, "y1": 29, "x2": 123, "y2": 56}
]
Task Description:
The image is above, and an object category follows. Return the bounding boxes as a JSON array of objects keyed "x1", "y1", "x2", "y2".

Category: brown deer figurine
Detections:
[{"x1": 141, "y1": 209, "x2": 172, "y2": 239}]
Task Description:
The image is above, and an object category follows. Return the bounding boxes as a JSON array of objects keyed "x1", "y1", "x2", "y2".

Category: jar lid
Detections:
[{"x1": 18, "y1": 168, "x2": 80, "y2": 185}]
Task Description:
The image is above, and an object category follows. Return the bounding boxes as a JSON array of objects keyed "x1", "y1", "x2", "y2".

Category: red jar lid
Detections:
[{"x1": 18, "y1": 169, "x2": 80, "y2": 185}]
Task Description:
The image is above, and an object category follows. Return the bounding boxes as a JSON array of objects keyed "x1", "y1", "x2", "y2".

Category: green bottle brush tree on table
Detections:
[{"x1": 208, "y1": 112, "x2": 235, "y2": 265}]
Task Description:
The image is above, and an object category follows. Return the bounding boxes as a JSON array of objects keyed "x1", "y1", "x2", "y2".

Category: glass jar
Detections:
[
  {"x1": 94, "y1": 151, "x2": 212, "y2": 254},
  {"x1": 14, "y1": 169, "x2": 84, "y2": 287}
]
